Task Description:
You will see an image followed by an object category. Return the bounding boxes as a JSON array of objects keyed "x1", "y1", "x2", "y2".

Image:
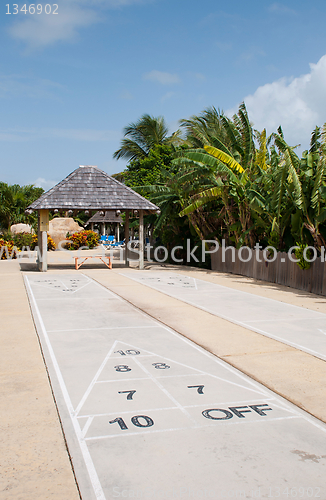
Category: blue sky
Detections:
[{"x1": 1, "y1": 0, "x2": 326, "y2": 189}]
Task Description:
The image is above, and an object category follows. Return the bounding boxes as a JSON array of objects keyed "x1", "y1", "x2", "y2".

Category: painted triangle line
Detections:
[
  {"x1": 95, "y1": 373, "x2": 206, "y2": 384},
  {"x1": 75, "y1": 340, "x2": 119, "y2": 416},
  {"x1": 82, "y1": 416, "x2": 94, "y2": 437},
  {"x1": 79, "y1": 406, "x2": 179, "y2": 419},
  {"x1": 85, "y1": 425, "x2": 194, "y2": 441},
  {"x1": 132, "y1": 356, "x2": 197, "y2": 425},
  {"x1": 110, "y1": 340, "x2": 267, "y2": 396},
  {"x1": 46, "y1": 325, "x2": 161, "y2": 333},
  {"x1": 115, "y1": 340, "x2": 208, "y2": 374},
  {"x1": 30, "y1": 277, "x2": 92, "y2": 295}
]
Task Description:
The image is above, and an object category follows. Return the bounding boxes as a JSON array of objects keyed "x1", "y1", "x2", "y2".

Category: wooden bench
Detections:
[{"x1": 74, "y1": 255, "x2": 112, "y2": 270}]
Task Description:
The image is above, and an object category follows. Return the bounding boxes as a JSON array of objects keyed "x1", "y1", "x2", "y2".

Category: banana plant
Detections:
[
  {"x1": 273, "y1": 126, "x2": 326, "y2": 249},
  {"x1": 175, "y1": 103, "x2": 260, "y2": 246}
]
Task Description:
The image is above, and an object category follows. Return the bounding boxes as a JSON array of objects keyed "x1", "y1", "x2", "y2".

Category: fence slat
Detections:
[{"x1": 211, "y1": 249, "x2": 326, "y2": 296}]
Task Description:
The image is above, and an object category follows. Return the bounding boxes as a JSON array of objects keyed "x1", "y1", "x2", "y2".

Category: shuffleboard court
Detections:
[
  {"x1": 121, "y1": 271, "x2": 326, "y2": 362},
  {"x1": 24, "y1": 273, "x2": 326, "y2": 500}
]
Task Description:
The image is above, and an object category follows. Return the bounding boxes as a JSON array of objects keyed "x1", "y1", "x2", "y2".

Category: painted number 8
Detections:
[
  {"x1": 115, "y1": 365, "x2": 131, "y2": 372},
  {"x1": 152, "y1": 363, "x2": 170, "y2": 369}
]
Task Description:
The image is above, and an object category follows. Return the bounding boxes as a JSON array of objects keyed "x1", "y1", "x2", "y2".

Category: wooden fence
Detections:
[{"x1": 211, "y1": 247, "x2": 326, "y2": 296}]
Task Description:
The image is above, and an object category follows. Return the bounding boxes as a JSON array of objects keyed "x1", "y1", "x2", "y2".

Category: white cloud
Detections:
[
  {"x1": 9, "y1": 4, "x2": 97, "y2": 49},
  {"x1": 0, "y1": 74, "x2": 64, "y2": 99},
  {"x1": 268, "y1": 3, "x2": 297, "y2": 15},
  {"x1": 77, "y1": 0, "x2": 149, "y2": 6},
  {"x1": 167, "y1": 120, "x2": 180, "y2": 135},
  {"x1": 0, "y1": 132, "x2": 28, "y2": 142},
  {"x1": 193, "y1": 73, "x2": 206, "y2": 81},
  {"x1": 120, "y1": 91, "x2": 133, "y2": 100},
  {"x1": 48, "y1": 128, "x2": 121, "y2": 141},
  {"x1": 239, "y1": 47, "x2": 265, "y2": 62},
  {"x1": 8, "y1": 0, "x2": 148, "y2": 49},
  {"x1": 143, "y1": 70, "x2": 181, "y2": 85},
  {"x1": 34, "y1": 177, "x2": 58, "y2": 190},
  {"x1": 161, "y1": 91, "x2": 175, "y2": 103},
  {"x1": 215, "y1": 41, "x2": 232, "y2": 51},
  {"x1": 228, "y1": 55, "x2": 326, "y2": 149},
  {"x1": 0, "y1": 127, "x2": 120, "y2": 142}
]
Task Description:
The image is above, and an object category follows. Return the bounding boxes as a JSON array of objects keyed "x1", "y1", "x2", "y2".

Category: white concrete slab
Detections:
[
  {"x1": 25, "y1": 273, "x2": 326, "y2": 500},
  {"x1": 121, "y1": 271, "x2": 326, "y2": 361}
]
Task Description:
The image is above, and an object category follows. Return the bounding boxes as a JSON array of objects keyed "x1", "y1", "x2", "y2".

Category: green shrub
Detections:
[
  {"x1": 30, "y1": 234, "x2": 56, "y2": 251},
  {"x1": 1, "y1": 230, "x2": 13, "y2": 241},
  {"x1": 65, "y1": 230, "x2": 99, "y2": 250},
  {"x1": 294, "y1": 243, "x2": 313, "y2": 270},
  {"x1": 0, "y1": 233, "x2": 56, "y2": 258},
  {"x1": 13, "y1": 232, "x2": 34, "y2": 249}
]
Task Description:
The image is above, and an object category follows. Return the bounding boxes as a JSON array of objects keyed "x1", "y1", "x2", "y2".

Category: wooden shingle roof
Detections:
[
  {"x1": 27, "y1": 165, "x2": 159, "y2": 212},
  {"x1": 86, "y1": 210, "x2": 123, "y2": 224}
]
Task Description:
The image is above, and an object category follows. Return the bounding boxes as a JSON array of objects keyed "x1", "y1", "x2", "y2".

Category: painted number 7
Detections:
[
  {"x1": 187, "y1": 385, "x2": 204, "y2": 394},
  {"x1": 118, "y1": 390, "x2": 136, "y2": 400}
]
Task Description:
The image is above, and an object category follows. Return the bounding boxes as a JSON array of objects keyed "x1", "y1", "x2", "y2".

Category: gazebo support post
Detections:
[
  {"x1": 139, "y1": 210, "x2": 144, "y2": 270},
  {"x1": 125, "y1": 210, "x2": 130, "y2": 267},
  {"x1": 37, "y1": 209, "x2": 49, "y2": 272}
]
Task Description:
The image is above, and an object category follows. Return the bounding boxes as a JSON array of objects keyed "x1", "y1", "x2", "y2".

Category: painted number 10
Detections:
[
  {"x1": 109, "y1": 415, "x2": 154, "y2": 430},
  {"x1": 114, "y1": 350, "x2": 140, "y2": 356}
]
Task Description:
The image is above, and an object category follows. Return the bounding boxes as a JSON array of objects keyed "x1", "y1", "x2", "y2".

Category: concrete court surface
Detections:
[
  {"x1": 24, "y1": 271, "x2": 326, "y2": 500},
  {"x1": 120, "y1": 271, "x2": 326, "y2": 362},
  {"x1": 0, "y1": 260, "x2": 80, "y2": 500}
]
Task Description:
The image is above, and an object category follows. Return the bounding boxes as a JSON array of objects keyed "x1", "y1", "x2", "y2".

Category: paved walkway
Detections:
[
  {"x1": 2, "y1": 253, "x2": 326, "y2": 499},
  {"x1": 0, "y1": 260, "x2": 80, "y2": 500}
]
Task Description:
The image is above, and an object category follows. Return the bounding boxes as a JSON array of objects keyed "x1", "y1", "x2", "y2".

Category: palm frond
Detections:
[
  {"x1": 204, "y1": 145, "x2": 244, "y2": 173},
  {"x1": 209, "y1": 136, "x2": 233, "y2": 156},
  {"x1": 179, "y1": 187, "x2": 222, "y2": 217},
  {"x1": 311, "y1": 155, "x2": 326, "y2": 209},
  {"x1": 271, "y1": 159, "x2": 288, "y2": 218},
  {"x1": 113, "y1": 139, "x2": 148, "y2": 161},
  {"x1": 237, "y1": 102, "x2": 255, "y2": 167},
  {"x1": 285, "y1": 150, "x2": 305, "y2": 211}
]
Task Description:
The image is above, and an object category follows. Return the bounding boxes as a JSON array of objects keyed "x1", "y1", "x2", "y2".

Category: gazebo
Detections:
[
  {"x1": 26, "y1": 165, "x2": 159, "y2": 271},
  {"x1": 85, "y1": 210, "x2": 123, "y2": 240}
]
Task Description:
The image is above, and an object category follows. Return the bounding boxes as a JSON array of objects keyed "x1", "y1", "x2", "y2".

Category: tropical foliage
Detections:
[
  {"x1": 0, "y1": 232, "x2": 56, "y2": 260},
  {"x1": 114, "y1": 144, "x2": 175, "y2": 190},
  {"x1": 65, "y1": 230, "x2": 100, "y2": 250},
  {"x1": 113, "y1": 114, "x2": 182, "y2": 162},
  {"x1": 114, "y1": 104, "x2": 326, "y2": 265},
  {"x1": 0, "y1": 182, "x2": 44, "y2": 231}
]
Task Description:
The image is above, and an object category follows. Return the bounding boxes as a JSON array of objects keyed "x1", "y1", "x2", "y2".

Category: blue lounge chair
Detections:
[
  {"x1": 100, "y1": 235, "x2": 115, "y2": 246},
  {"x1": 111, "y1": 240, "x2": 125, "y2": 248}
]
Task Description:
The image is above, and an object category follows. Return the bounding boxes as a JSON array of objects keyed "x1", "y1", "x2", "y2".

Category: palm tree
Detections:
[
  {"x1": 0, "y1": 183, "x2": 43, "y2": 231},
  {"x1": 180, "y1": 106, "x2": 228, "y2": 149},
  {"x1": 113, "y1": 114, "x2": 172, "y2": 161}
]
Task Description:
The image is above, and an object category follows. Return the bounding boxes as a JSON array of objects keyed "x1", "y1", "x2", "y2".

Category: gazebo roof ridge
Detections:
[{"x1": 27, "y1": 165, "x2": 159, "y2": 212}]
